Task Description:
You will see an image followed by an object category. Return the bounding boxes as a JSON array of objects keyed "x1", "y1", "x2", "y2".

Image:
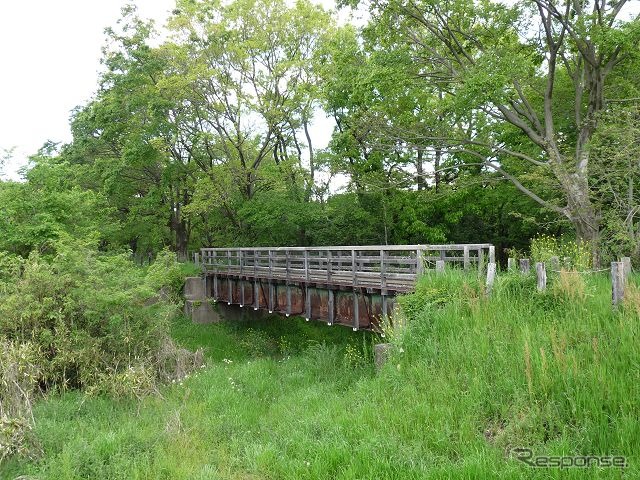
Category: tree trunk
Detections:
[
  {"x1": 559, "y1": 169, "x2": 601, "y2": 266},
  {"x1": 416, "y1": 149, "x2": 425, "y2": 190},
  {"x1": 170, "y1": 200, "x2": 189, "y2": 262},
  {"x1": 434, "y1": 146, "x2": 441, "y2": 193}
]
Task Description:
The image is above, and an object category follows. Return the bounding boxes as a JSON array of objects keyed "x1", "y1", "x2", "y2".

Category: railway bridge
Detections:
[{"x1": 186, "y1": 244, "x2": 495, "y2": 331}]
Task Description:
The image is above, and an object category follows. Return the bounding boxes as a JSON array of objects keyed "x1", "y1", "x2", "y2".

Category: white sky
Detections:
[
  {"x1": 0, "y1": 0, "x2": 356, "y2": 181},
  {"x1": 0, "y1": 1, "x2": 176, "y2": 179}
]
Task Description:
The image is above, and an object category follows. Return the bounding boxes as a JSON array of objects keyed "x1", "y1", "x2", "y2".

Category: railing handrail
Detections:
[{"x1": 200, "y1": 244, "x2": 493, "y2": 253}]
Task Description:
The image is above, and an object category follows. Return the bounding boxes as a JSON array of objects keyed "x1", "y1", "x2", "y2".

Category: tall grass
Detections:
[{"x1": 2, "y1": 269, "x2": 638, "y2": 479}]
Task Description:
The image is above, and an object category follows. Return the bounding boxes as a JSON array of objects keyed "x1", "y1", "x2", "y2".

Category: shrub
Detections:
[
  {"x1": 0, "y1": 340, "x2": 42, "y2": 462},
  {"x1": 530, "y1": 234, "x2": 592, "y2": 270},
  {"x1": 146, "y1": 248, "x2": 201, "y2": 301},
  {"x1": 0, "y1": 240, "x2": 202, "y2": 402}
]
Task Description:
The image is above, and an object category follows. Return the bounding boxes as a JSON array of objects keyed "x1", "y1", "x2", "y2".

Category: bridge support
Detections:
[{"x1": 184, "y1": 275, "x2": 390, "y2": 329}]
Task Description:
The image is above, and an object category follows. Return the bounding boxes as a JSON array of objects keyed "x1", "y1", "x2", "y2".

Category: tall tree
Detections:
[{"x1": 356, "y1": 0, "x2": 640, "y2": 261}]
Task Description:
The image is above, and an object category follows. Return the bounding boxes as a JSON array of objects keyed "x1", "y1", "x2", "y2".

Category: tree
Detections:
[{"x1": 356, "y1": 0, "x2": 640, "y2": 261}]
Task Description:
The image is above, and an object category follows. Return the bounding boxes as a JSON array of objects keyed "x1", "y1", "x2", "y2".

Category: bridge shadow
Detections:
[{"x1": 171, "y1": 311, "x2": 378, "y2": 364}]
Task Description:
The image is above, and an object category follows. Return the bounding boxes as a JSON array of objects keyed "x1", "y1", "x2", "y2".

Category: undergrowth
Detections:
[
  {"x1": 1, "y1": 268, "x2": 638, "y2": 479},
  {"x1": 0, "y1": 243, "x2": 203, "y2": 460}
]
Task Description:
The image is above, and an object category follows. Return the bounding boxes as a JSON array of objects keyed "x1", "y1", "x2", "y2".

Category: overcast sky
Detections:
[
  {"x1": 0, "y1": 0, "x2": 354, "y2": 181},
  {"x1": 0, "y1": 1, "x2": 177, "y2": 179}
]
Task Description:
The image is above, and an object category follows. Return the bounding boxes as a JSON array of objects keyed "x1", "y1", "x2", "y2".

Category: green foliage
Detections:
[
  {"x1": 398, "y1": 270, "x2": 483, "y2": 321},
  {"x1": 530, "y1": 234, "x2": 592, "y2": 270},
  {"x1": 0, "y1": 240, "x2": 200, "y2": 400},
  {"x1": 146, "y1": 249, "x2": 201, "y2": 298},
  {"x1": 2, "y1": 274, "x2": 639, "y2": 478},
  {"x1": 0, "y1": 177, "x2": 117, "y2": 257},
  {"x1": 0, "y1": 340, "x2": 42, "y2": 463}
]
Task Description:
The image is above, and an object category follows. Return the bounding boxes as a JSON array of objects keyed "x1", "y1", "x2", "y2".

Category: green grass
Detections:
[{"x1": 2, "y1": 269, "x2": 639, "y2": 479}]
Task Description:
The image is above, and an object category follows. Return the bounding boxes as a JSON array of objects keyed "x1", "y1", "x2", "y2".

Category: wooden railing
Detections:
[{"x1": 198, "y1": 244, "x2": 494, "y2": 292}]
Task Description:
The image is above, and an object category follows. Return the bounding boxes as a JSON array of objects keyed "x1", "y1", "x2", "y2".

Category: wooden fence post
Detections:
[
  {"x1": 520, "y1": 258, "x2": 530, "y2": 274},
  {"x1": 622, "y1": 257, "x2": 632, "y2": 283},
  {"x1": 489, "y1": 245, "x2": 495, "y2": 265},
  {"x1": 486, "y1": 262, "x2": 496, "y2": 294},
  {"x1": 374, "y1": 343, "x2": 392, "y2": 370},
  {"x1": 536, "y1": 262, "x2": 547, "y2": 291},
  {"x1": 612, "y1": 261, "x2": 625, "y2": 306},
  {"x1": 464, "y1": 246, "x2": 470, "y2": 271}
]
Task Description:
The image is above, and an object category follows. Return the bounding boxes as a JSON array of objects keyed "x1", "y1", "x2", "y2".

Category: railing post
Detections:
[
  {"x1": 268, "y1": 249, "x2": 274, "y2": 313},
  {"x1": 194, "y1": 252, "x2": 200, "y2": 267},
  {"x1": 254, "y1": 249, "x2": 258, "y2": 277},
  {"x1": 286, "y1": 250, "x2": 291, "y2": 316},
  {"x1": 463, "y1": 246, "x2": 470, "y2": 271},
  {"x1": 304, "y1": 250, "x2": 311, "y2": 321},
  {"x1": 239, "y1": 250, "x2": 244, "y2": 307},
  {"x1": 489, "y1": 245, "x2": 495, "y2": 265},
  {"x1": 380, "y1": 249, "x2": 387, "y2": 292},
  {"x1": 416, "y1": 248, "x2": 424, "y2": 276},
  {"x1": 285, "y1": 249, "x2": 290, "y2": 282},
  {"x1": 436, "y1": 260, "x2": 445, "y2": 273},
  {"x1": 351, "y1": 249, "x2": 357, "y2": 287},
  {"x1": 327, "y1": 250, "x2": 332, "y2": 283}
]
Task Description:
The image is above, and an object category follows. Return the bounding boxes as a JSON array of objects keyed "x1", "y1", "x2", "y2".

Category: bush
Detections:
[
  {"x1": 146, "y1": 248, "x2": 201, "y2": 301},
  {"x1": 530, "y1": 234, "x2": 592, "y2": 270},
  {"x1": 0, "y1": 340, "x2": 42, "y2": 462},
  {"x1": 0, "y1": 241, "x2": 202, "y2": 401}
]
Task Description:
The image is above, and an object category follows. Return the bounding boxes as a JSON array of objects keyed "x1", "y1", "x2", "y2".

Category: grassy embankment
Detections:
[{"x1": 2, "y1": 269, "x2": 638, "y2": 479}]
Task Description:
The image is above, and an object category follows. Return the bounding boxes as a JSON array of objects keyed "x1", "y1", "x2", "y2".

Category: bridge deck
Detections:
[{"x1": 199, "y1": 244, "x2": 495, "y2": 292}]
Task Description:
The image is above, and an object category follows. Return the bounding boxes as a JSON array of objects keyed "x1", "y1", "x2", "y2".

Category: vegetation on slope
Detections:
[
  {"x1": 0, "y1": 244, "x2": 202, "y2": 462},
  {"x1": 2, "y1": 269, "x2": 637, "y2": 479}
]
